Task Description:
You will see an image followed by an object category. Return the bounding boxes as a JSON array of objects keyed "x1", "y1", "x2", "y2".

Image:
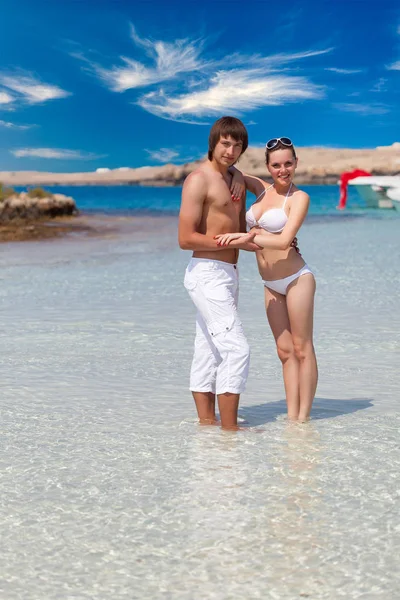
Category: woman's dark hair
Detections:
[
  {"x1": 208, "y1": 116, "x2": 248, "y2": 161},
  {"x1": 265, "y1": 141, "x2": 297, "y2": 164}
]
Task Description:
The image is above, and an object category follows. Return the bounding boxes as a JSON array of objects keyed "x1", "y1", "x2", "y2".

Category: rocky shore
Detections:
[
  {"x1": 0, "y1": 190, "x2": 76, "y2": 221},
  {"x1": 0, "y1": 143, "x2": 399, "y2": 187},
  {"x1": 0, "y1": 186, "x2": 79, "y2": 242}
]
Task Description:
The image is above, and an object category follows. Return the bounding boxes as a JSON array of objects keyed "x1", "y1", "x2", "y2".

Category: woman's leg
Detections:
[
  {"x1": 286, "y1": 274, "x2": 318, "y2": 421},
  {"x1": 265, "y1": 286, "x2": 300, "y2": 420}
]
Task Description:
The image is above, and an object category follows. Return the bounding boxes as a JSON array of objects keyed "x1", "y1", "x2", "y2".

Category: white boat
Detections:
[
  {"x1": 386, "y1": 186, "x2": 400, "y2": 211},
  {"x1": 348, "y1": 176, "x2": 400, "y2": 209}
]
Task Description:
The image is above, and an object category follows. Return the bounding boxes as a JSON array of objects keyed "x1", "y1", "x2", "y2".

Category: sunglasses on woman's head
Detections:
[{"x1": 265, "y1": 137, "x2": 293, "y2": 150}]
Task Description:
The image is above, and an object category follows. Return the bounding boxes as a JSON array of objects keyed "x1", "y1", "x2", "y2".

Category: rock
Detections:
[{"x1": 0, "y1": 190, "x2": 77, "y2": 222}]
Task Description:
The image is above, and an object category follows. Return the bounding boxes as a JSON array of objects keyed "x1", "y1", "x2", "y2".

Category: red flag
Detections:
[{"x1": 338, "y1": 169, "x2": 371, "y2": 210}]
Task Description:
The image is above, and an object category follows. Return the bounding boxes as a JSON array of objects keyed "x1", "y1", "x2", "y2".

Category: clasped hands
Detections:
[
  {"x1": 215, "y1": 229, "x2": 301, "y2": 254},
  {"x1": 215, "y1": 228, "x2": 262, "y2": 247}
]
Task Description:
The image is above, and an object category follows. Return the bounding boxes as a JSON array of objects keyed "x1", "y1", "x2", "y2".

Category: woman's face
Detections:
[{"x1": 266, "y1": 148, "x2": 297, "y2": 186}]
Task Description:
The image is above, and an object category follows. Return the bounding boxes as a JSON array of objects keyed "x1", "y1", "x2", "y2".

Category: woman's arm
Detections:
[
  {"x1": 216, "y1": 192, "x2": 309, "y2": 250},
  {"x1": 253, "y1": 192, "x2": 310, "y2": 250}
]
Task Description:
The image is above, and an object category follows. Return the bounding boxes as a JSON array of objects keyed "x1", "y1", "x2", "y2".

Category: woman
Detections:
[{"x1": 215, "y1": 137, "x2": 317, "y2": 422}]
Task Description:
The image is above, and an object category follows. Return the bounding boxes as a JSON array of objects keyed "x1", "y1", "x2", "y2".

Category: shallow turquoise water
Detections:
[
  {"x1": 16, "y1": 183, "x2": 374, "y2": 216},
  {"x1": 0, "y1": 208, "x2": 399, "y2": 599}
]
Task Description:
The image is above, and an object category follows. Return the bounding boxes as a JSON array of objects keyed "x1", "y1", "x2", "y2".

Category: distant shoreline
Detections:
[
  {"x1": 1, "y1": 143, "x2": 399, "y2": 188},
  {"x1": 1, "y1": 177, "x2": 343, "y2": 186}
]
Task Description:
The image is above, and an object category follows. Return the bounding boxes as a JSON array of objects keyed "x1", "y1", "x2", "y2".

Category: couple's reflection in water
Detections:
[
  {"x1": 184, "y1": 397, "x2": 373, "y2": 593},
  {"x1": 184, "y1": 417, "x2": 324, "y2": 594}
]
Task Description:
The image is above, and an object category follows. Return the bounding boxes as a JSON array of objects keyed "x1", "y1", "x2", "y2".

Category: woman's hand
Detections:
[
  {"x1": 215, "y1": 231, "x2": 255, "y2": 246},
  {"x1": 229, "y1": 168, "x2": 245, "y2": 202}
]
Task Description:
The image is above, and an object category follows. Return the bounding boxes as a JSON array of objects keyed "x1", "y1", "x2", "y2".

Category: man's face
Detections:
[{"x1": 213, "y1": 135, "x2": 243, "y2": 166}]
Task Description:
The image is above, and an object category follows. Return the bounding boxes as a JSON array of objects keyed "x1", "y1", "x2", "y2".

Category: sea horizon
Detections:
[{"x1": 11, "y1": 183, "x2": 387, "y2": 218}]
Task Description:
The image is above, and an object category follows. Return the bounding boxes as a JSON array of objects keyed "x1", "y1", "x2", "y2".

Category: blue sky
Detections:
[{"x1": 1, "y1": 0, "x2": 400, "y2": 172}]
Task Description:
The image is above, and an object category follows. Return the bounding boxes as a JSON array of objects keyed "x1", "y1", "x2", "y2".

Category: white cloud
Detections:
[
  {"x1": 76, "y1": 25, "x2": 332, "y2": 94},
  {"x1": 386, "y1": 61, "x2": 400, "y2": 70},
  {"x1": 220, "y1": 48, "x2": 333, "y2": 71},
  {"x1": 138, "y1": 69, "x2": 325, "y2": 122},
  {"x1": 145, "y1": 148, "x2": 179, "y2": 162},
  {"x1": 325, "y1": 67, "x2": 363, "y2": 74},
  {"x1": 0, "y1": 120, "x2": 34, "y2": 130},
  {"x1": 0, "y1": 73, "x2": 71, "y2": 104},
  {"x1": 334, "y1": 103, "x2": 390, "y2": 115},
  {"x1": 74, "y1": 25, "x2": 331, "y2": 122},
  {"x1": 82, "y1": 25, "x2": 208, "y2": 92},
  {"x1": 0, "y1": 91, "x2": 14, "y2": 104},
  {"x1": 11, "y1": 148, "x2": 103, "y2": 159},
  {"x1": 370, "y1": 78, "x2": 387, "y2": 92}
]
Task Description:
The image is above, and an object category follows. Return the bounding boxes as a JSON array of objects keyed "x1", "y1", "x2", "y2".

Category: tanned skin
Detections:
[{"x1": 179, "y1": 135, "x2": 259, "y2": 429}]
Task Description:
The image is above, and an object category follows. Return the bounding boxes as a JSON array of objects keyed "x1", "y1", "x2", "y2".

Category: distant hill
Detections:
[{"x1": 1, "y1": 143, "x2": 399, "y2": 186}]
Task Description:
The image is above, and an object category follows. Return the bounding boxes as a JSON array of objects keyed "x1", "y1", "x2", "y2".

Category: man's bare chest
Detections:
[{"x1": 207, "y1": 181, "x2": 239, "y2": 213}]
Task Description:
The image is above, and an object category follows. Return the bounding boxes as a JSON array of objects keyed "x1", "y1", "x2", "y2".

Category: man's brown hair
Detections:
[{"x1": 208, "y1": 116, "x2": 248, "y2": 161}]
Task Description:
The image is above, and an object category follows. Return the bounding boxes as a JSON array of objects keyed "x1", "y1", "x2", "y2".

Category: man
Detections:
[{"x1": 179, "y1": 116, "x2": 259, "y2": 430}]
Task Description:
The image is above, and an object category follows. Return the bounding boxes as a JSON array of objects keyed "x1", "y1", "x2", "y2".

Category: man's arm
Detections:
[{"x1": 178, "y1": 172, "x2": 229, "y2": 251}]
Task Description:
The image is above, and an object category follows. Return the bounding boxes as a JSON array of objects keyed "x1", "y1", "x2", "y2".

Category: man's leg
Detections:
[
  {"x1": 217, "y1": 393, "x2": 240, "y2": 429},
  {"x1": 190, "y1": 312, "x2": 220, "y2": 424},
  {"x1": 214, "y1": 319, "x2": 250, "y2": 429},
  {"x1": 192, "y1": 392, "x2": 217, "y2": 424},
  {"x1": 194, "y1": 270, "x2": 249, "y2": 429},
  {"x1": 185, "y1": 261, "x2": 250, "y2": 430}
]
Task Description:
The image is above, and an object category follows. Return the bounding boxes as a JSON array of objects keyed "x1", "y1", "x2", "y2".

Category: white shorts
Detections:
[{"x1": 184, "y1": 258, "x2": 250, "y2": 396}]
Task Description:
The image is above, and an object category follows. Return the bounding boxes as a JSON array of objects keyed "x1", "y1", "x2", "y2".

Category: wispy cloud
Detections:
[
  {"x1": 77, "y1": 25, "x2": 208, "y2": 92},
  {"x1": 75, "y1": 25, "x2": 331, "y2": 122},
  {"x1": 0, "y1": 72, "x2": 71, "y2": 104},
  {"x1": 0, "y1": 91, "x2": 14, "y2": 104},
  {"x1": 386, "y1": 61, "x2": 400, "y2": 70},
  {"x1": 86, "y1": 40, "x2": 332, "y2": 94},
  {"x1": 145, "y1": 148, "x2": 179, "y2": 162},
  {"x1": 11, "y1": 148, "x2": 103, "y2": 159},
  {"x1": 370, "y1": 78, "x2": 387, "y2": 92},
  {"x1": 138, "y1": 69, "x2": 325, "y2": 122},
  {"x1": 0, "y1": 119, "x2": 35, "y2": 130},
  {"x1": 334, "y1": 103, "x2": 390, "y2": 115},
  {"x1": 325, "y1": 67, "x2": 363, "y2": 74},
  {"x1": 223, "y1": 48, "x2": 333, "y2": 70}
]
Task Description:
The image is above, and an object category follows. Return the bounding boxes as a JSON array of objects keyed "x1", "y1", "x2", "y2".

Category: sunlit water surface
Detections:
[{"x1": 0, "y1": 209, "x2": 399, "y2": 599}]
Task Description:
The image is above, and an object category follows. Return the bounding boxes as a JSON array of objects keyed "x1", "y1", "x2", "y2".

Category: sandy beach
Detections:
[{"x1": 0, "y1": 207, "x2": 399, "y2": 599}]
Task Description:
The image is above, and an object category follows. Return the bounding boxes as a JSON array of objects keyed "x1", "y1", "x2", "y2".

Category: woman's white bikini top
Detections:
[{"x1": 246, "y1": 183, "x2": 292, "y2": 233}]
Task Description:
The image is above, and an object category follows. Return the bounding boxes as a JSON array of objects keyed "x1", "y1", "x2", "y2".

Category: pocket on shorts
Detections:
[
  {"x1": 208, "y1": 313, "x2": 235, "y2": 337},
  {"x1": 184, "y1": 270, "x2": 197, "y2": 291}
]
